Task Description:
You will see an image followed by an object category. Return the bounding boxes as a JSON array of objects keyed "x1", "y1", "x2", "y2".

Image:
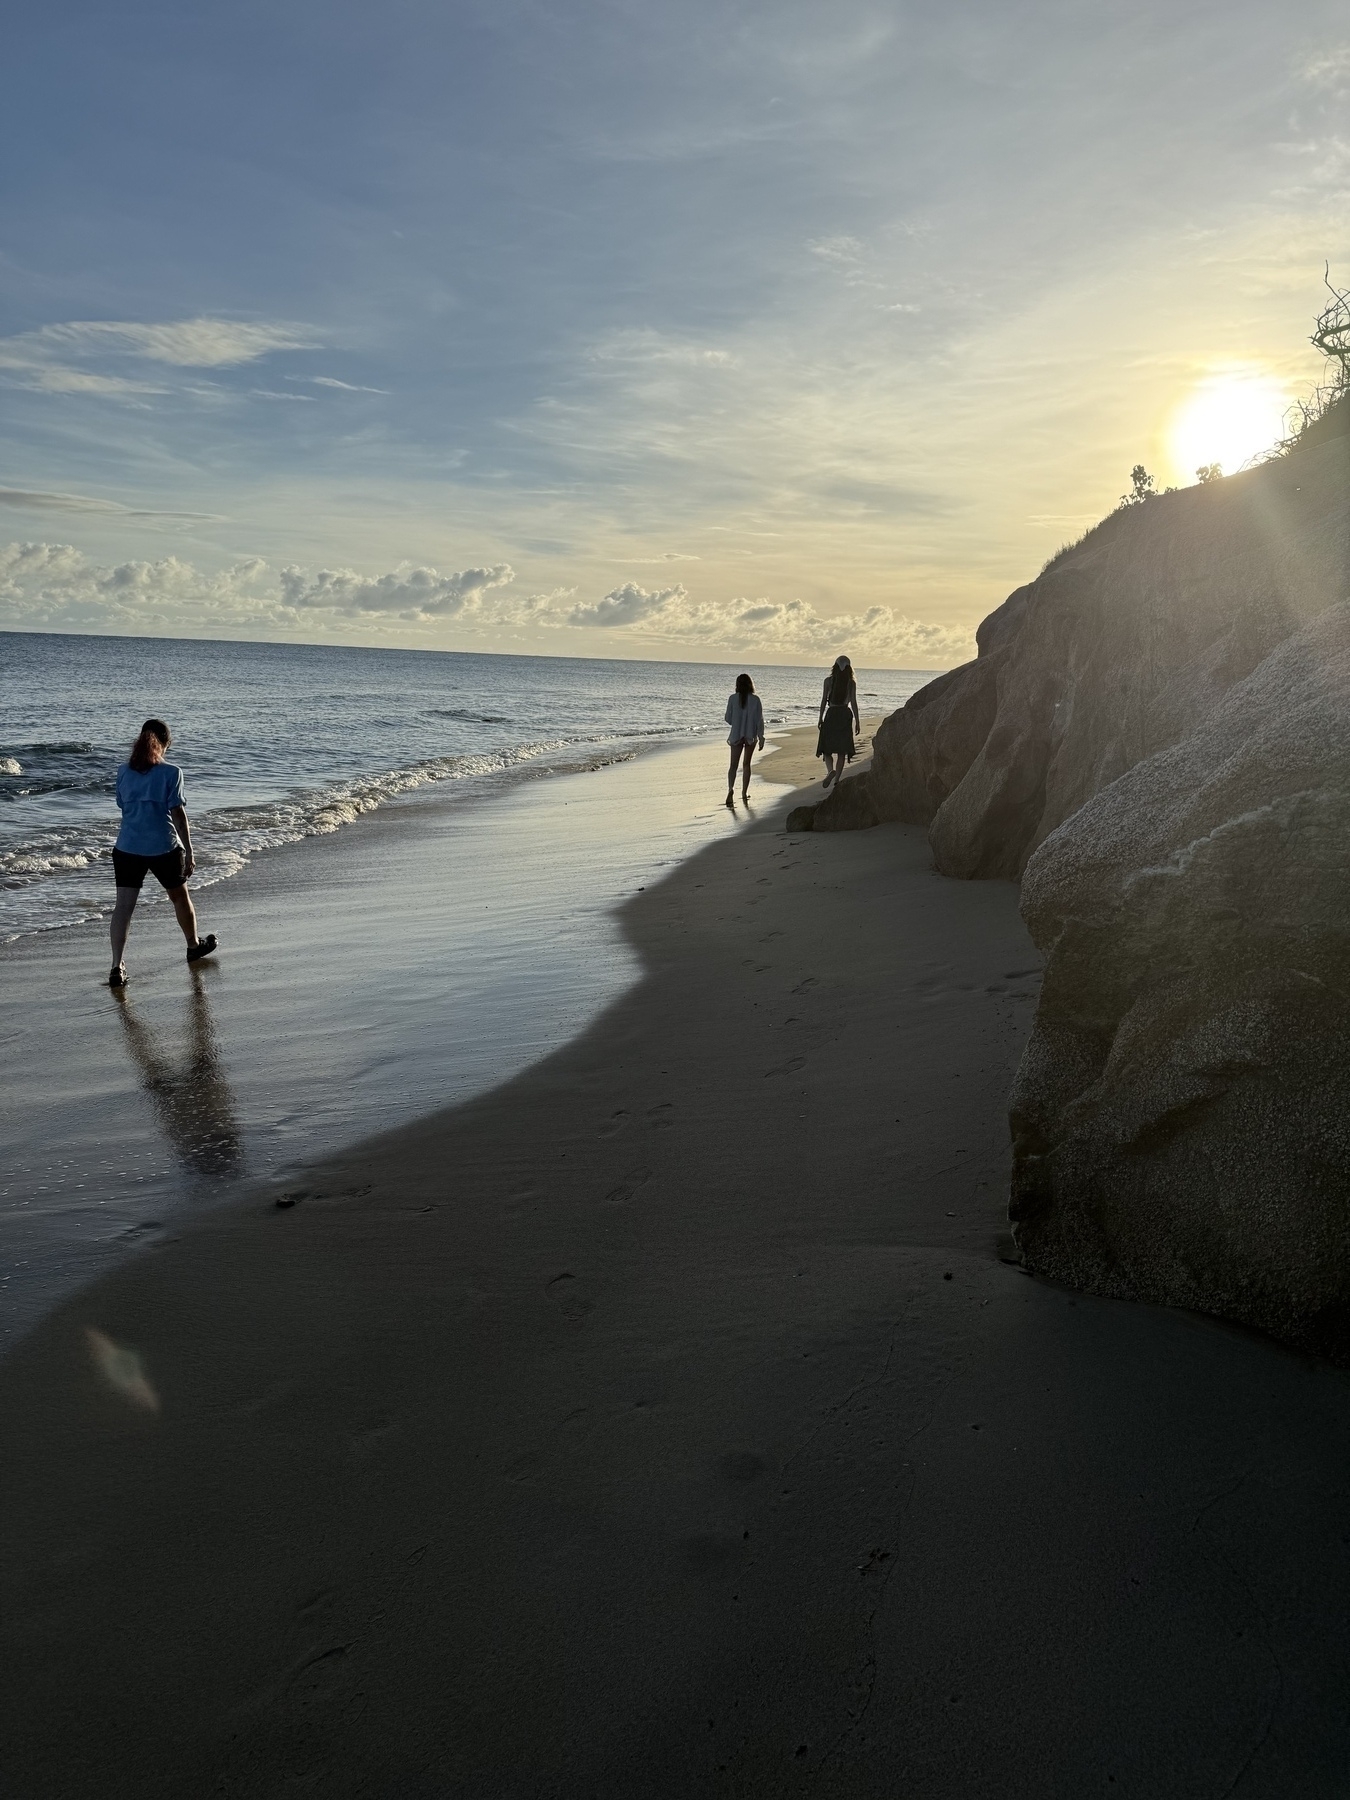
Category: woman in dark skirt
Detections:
[{"x1": 816, "y1": 655, "x2": 860, "y2": 787}]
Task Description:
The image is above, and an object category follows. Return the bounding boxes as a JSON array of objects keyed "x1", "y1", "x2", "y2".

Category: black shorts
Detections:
[{"x1": 112, "y1": 847, "x2": 187, "y2": 892}]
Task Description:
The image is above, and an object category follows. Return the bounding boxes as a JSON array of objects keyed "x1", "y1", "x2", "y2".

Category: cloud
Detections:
[
  {"x1": 564, "y1": 580, "x2": 968, "y2": 661},
  {"x1": 0, "y1": 488, "x2": 219, "y2": 519},
  {"x1": 23, "y1": 367, "x2": 166, "y2": 396},
  {"x1": 0, "y1": 541, "x2": 272, "y2": 632},
  {"x1": 567, "y1": 580, "x2": 688, "y2": 627},
  {"x1": 0, "y1": 541, "x2": 967, "y2": 663},
  {"x1": 279, "y1": 561, "x2": 516, "y2": 617},
  {"x1": 587, "y1": 329, "x2": 733, "y2": 367},
  {"x1": 0, "y1": 316, "x2": 319, "y2": 402},
  {"x1": 310, "y1": 375, "x2": 389, "y2": 393},
  {"x1": 1302, "y1": 46, "x2": 1350, "y2": 93},
  {"x1": 808, "y1": 235, "x2": 864, "y2": 266},
  {"x1": 0, "y1": 318, "x2": 317, "y2": 370}
]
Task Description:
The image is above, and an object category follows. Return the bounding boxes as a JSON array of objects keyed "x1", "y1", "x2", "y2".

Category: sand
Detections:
[
  {"x1": 4, "y1": 783, "x2": 1350, "y2": 1796},
  {"x1": 757, "y1": 712, "x2": 885, "y2": 790},
  {"x1": 1, "y1": 740, "x2": 766, "y2": 1344}
]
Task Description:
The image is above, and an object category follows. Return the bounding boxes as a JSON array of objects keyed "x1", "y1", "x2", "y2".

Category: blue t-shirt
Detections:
[{"x1": 115, "y1": 761, "x2": 185, "y2": 856}]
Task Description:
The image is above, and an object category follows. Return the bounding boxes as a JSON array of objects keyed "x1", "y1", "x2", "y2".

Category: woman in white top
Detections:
[{"x1": 724, "y1": 672, "x2": 765, "y2": 806}]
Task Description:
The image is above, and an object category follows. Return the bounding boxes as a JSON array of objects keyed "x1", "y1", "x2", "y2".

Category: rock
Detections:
[
  {"x1": 810, "y1": 770, "x2": 880, "y2": 832},
  {"x1": 866, "y1": 428, "x2": 1350, "y2": 878},
  {"x1": 1009, "y1": 602, "x2": 1350, "y2": 1357},
  {"x1": 784, "y1": 771, "x2": 880, "y2": 833}
]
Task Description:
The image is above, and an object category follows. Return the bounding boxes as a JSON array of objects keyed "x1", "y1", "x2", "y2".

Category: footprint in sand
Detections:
[
  {"x1": 546, "y1": 1271, "x2": 595, "y2": 1323},
  {"x1": 765, "y1": 1056, "x2": 807, "y2": 1079},
  {"x1": 791, "y1": 977, "x2": 818, "y2": 995},
  {"x1": 603, "y1": 1166, "x2": 652, "y2": 1206},
  {"x1": 597, "y1": 1110, "x2": 631, "y2": 1138}
]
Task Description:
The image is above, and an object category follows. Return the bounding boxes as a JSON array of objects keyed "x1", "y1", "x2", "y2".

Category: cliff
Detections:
[
  {"x1": 800, "y1": 408, "x2": 1348, "y2": 862},
  {"x1": 1012, "y1": 599, "x2": 1350, "y2": 1355},
  {"x1": 803, "y1": 415, "x2": 1350, "y2": 1353}
]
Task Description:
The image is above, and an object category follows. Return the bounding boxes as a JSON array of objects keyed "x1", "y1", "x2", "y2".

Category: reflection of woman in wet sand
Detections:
[
  {"x1": 816, "y1": 655, "x2": 860, "y2": 789},
  {"x1": 112, "y1": 976, "x2": 242, "y2": 1181}
]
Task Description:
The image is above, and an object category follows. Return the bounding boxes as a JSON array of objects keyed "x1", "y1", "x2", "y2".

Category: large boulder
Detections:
[
  {"x1": 868, "y1": 426, "x2": 1350, "y2": 878},
  {"x1": 1008, "y1": 603, "x2": 1350, "y2": 1357}
]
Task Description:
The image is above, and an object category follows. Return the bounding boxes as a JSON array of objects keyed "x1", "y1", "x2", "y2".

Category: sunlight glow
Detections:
[{"x1": 1167, "y1": 369, "x2": 1289, "y2": 484}]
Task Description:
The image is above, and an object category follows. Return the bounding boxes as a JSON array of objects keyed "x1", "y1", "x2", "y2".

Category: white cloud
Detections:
[
  {"x1": 0, "y1": 541, "x2": 967, "y2": 664},
  {"x1": 1302, "y1": 46, "x2": 1350, "y2": 93},
  {"x1": 565, "y1": 580, "x2": 968, "y2": 661},
  {"x1": 23, "y1": 367, "x2": 166, "y2": 396},
  {"x1": 0, "y1": 318, "x2": 317, "y2": 370},
  {"x1": 310, "y1": 375, "x2": 389, "y2": 393},
  {"x1": 587, "y1": 329, "x2": 733, "y2": 367},
  {"x1": 0, "y1": 488, "x2": 219, "y2": 519},
  {"x1": 808, "y1": 234, "x2": 864, "y2": 266},
  {"x1": 0, "y1": 316, "x2": 319, "y2": 403},
  {"x1": 279, "y1": 561, "x2": 517, "y2": 618},
  {"x1": 567, "y1": 580, "x2": 688, "y2": 627}
]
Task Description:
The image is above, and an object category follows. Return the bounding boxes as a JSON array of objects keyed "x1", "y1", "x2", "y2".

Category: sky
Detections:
[{"x1": 1, "y1": 0, "x2": 1347, "y2": 668}]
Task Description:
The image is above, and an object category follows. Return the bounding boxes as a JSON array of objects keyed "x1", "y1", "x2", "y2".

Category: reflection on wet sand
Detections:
[{"x1": 112, "y1": 974, "x2": 243, "y2": 1181}]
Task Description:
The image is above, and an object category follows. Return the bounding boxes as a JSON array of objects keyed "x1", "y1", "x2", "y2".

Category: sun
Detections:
[{"x1": 1167, "y1": 368, "x2": 1290, "y2": 484}]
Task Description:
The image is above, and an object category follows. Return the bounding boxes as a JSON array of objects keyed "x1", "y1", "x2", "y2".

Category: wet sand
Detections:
[
  {"x1": 2, "y1": 739, "x2": 781, "y2": 1344},
  {"x1": 4, "y1": 784, "x2": 1350, "y2": 1796}
]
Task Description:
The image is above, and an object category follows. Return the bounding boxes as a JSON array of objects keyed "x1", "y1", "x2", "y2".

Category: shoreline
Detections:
[
  {"x1": 0, "y1": 736, "x2": 817, "y2": 1348},
  {"x1": 6, "y1": 782, "x2": 1350, "y2": 1792}
]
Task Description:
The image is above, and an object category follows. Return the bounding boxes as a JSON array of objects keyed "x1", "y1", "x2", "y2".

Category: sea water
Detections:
[{"x1": 0, "y1": 631, "x2": 929, "y2": 943}]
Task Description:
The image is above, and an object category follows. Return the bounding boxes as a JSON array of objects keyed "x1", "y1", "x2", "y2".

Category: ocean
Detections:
[{"x1": 0, "y1": 632, "x2": 929, "y2": 943}]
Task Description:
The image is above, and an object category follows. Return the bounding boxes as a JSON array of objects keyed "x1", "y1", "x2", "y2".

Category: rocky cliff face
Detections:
[
  {"x1": 1011, "y1": 601, "x2": 1350, "y2": 1355},
  {"x1": 811, "y1": 419, "x2": 1350, "y2": 1352},
  {"x1": 814, "y1": 421, "x2": 1349, "y2": 876}
]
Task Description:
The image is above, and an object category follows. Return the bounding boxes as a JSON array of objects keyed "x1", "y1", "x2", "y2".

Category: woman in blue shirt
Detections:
[{"x1": 108, "y1": 718, "x2": 217, "y2": 988}]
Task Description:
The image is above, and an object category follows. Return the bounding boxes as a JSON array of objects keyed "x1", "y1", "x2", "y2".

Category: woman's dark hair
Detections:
[
  {"x1": 128, "y1": 718, "x2": 171, "y2": 772},
  {"x1": 828, "y1": 657, "x2": 852, "y2": 705},
  {"x1": 735, "y1": 672, "x2": 755, "y2": 698}
]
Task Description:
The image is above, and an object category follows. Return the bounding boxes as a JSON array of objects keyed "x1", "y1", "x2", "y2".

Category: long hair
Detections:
[
  {"x1": 128, "y1": 718, "x2": 171, "y2": 773},
  {"x1": 735, "y1": 672, "x2": 755, "y2": 699},
  {"x1": 828, "y1": 656, "x2": 852, "y2": 705}
]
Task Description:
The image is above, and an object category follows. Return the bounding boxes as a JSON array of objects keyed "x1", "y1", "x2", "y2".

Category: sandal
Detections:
[{"x1": 186, "y1": 933, "x2": 218, "y2": 964}]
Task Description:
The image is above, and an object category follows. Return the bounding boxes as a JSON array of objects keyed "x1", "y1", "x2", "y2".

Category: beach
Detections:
[
  {"x1": 5, "y1": 753, "x2": 1350, "y2": 1796},
  {"x1": 0, "y1": 629, "x2": 915, "y2": 1348}
]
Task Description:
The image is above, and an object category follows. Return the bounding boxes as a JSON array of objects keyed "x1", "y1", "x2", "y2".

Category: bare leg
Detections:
[
  {"x1": 110, "y1": 887, "x2": 140, "y2": 967},
  {"x1": 167, "y1": 884, "x2": 199, "y2": 945},
  {"x1": 728, "y1": 742, "x2": 752, "y2": 805},
  {"x1": 740, "y1": 742, "x2": 754, "y2": 798}
]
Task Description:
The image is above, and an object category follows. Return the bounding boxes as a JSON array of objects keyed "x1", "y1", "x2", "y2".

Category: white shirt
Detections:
[{"x1": 725, "y1": 692, "x2": 765, "y2": 745}]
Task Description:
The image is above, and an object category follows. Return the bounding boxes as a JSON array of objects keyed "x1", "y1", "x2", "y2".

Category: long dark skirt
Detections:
[{"x1": 816, "y1": 703, "x2": 855, "y2": 760}]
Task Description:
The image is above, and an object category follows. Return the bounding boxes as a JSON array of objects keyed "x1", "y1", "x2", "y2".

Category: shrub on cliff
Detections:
[{"x1": 1279, "y1": 266, "x2": 1350, "y2": 453}]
